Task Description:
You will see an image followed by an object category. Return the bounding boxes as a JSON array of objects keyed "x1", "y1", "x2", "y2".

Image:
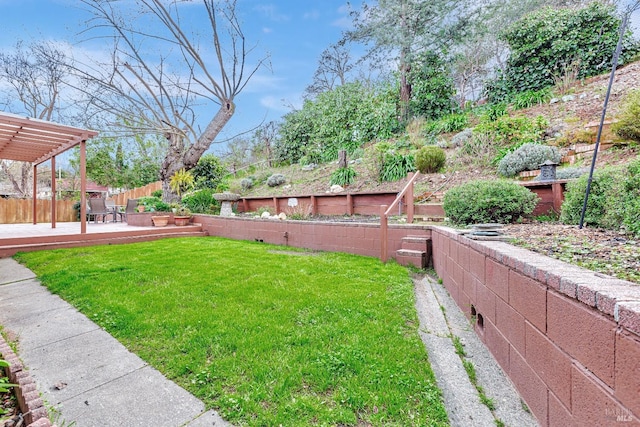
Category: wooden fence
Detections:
[
  {"x1": 0, "y1": 199, "x2": 76, "y2": 223},
  {"x1": 111, "y1": 181, "x2": 162, "y2": 205},
  {"x1": 0, "y1": 181, "x2": 162, "y2": 224}
]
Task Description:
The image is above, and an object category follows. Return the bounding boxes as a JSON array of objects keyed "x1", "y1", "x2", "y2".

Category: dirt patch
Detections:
[{"x1": 504, "y1": 221, "x2": 640, "y2": 285}]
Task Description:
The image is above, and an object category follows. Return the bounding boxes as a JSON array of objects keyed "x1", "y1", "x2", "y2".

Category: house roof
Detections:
[{"x1": 0, "y1": 111, "x2": 98, "y2": 165}]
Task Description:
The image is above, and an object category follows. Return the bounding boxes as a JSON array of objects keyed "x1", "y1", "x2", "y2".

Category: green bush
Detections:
[
  {"x1": 137, "y1": 196, "x2": 171, "y2": 212},
  {"x1": 415, "y1": 146, "x2": 446, "y2": 173},
  {"x1": 497, "y1": 143, "x2": 561, "y2": 177},
  {"x1": 181, "y1": 188, "x2": 218, "y2": 214},
  {"x1": 622, "y1": 158, "x2": 640, "y2": 235},
  {"x1": 329, "y1": 167, "x2": 356, "y2": 186},
  {"x1": 559, "y1": 166, "x2": 626, "y2": 229},
  {"x1": 424, "y1": 113, "x2": 468, "y2": 135},
  {"x1": 379, "y1": 152, "x2": 416, "y2": 182},
  {"x1": 267, "y1": 174, "x2": 286, "y2": 187},
  {"x1": 240, "y1": 177, "x2": 254, "y2": 191},
  {"x1": 511, "y1": 88, "x2": 552, "y2": 110},
  {"x1": 443, "y1": 180, "x2": 539, "y2": 225},
  {"x1": 473, "y1": 115, "x2": 548, "y2": 148},
  {"x1": 613, "y1": 90, "x2": 640, "y2": 143},
  {"x1": 487, "y1": 2, "x2": 638, "y2": 98}
]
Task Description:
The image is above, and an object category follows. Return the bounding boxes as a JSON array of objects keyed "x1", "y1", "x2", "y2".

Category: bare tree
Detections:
[
  {"x1": 73, "y1": 0, "x2": 269, "y2": 201},
  {"x1": 0, "y1": 41, "x2": 70, "y2": 197},
  {"x1": 304, "y1": 43, "x2": 355, "y2": 99}
]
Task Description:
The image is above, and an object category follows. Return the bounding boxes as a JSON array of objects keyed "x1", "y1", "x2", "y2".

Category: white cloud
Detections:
[
  {"x1": 254, "y1": 4, "x2": 290, "y2": 22},
  {"x1": 263, "y1": 27, "x2": 273, "y2": 34},
  {"x1": 260, "y1": 94, "x2": 302, "y2": 113},
  {"x1": 303, "y1": 10, "x2": 320, "y2": 20}
]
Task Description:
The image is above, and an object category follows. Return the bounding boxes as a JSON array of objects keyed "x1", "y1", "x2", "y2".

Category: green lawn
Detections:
[{"x1": 15, "y1": 237, "x2": 448, "y2": 426}]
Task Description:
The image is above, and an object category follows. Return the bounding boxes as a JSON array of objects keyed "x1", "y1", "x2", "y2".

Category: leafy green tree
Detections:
[
  {"x1": 192, "y1": 154, "x2": 228, "y2": 190},
  {"x1": 408, "y1": 51, "x2": 458, "y2": 120},
  {"x1": 486, "y1": 2, "x2": 639, "y2": 100},
  {"x1": 275, "y1": 81, "x2": 399, "y2": 164},
  {"x1": 346, "y1": 0, "x2": 472, "y2": 120}
]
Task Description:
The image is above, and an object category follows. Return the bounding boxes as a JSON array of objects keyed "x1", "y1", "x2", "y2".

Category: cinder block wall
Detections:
[
  {"x1": 193, "y1": 215, "x2": 431, "y2": 260},
  {"x1": 431, "y1": 226, "x2": 640, "y2": 426}
]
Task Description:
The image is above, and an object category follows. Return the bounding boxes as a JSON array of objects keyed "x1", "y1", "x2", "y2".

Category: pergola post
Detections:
[
  {"x1": 80, "y1": 140, "x2": 87, "y2": 234},
  {"x1": 32, "y1": 164, "x2": 38, "y2": 225},
  {"x1": 51, "y1": 156, "x2": 57, "y2": 229}
]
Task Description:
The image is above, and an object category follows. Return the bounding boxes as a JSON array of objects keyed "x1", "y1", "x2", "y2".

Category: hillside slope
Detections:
[{"x1": 232, "y1": 60, "x2": 640, "y2": 200}]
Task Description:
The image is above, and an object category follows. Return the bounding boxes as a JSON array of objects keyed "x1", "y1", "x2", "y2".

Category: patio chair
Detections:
[
  {"x1": 87, "y1": 198, "x2": 113, "y2": 223},
  {"x1": 117, "y1": 198, "x2": 138, "y2": 223}
]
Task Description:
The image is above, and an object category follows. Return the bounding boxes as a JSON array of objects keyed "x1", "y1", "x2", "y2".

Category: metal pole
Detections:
[{"x1": 578, "y1": 11, "x2": 630, "y2": 229}]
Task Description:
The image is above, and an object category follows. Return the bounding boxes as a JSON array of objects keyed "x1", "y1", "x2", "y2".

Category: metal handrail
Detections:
[{"x1": 380, "y1": 171, "x2": 420, "y2": 262}]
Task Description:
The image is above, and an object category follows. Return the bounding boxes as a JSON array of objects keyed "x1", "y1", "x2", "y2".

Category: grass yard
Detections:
[{"x1": 15, "y1": 237, "x2": 448, "y2": 426}]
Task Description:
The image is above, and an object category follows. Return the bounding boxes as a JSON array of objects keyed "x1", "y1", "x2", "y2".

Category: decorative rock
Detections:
[
  {"x1": 261, "y1": 211, "x2": 271, "y2": 219},
  {"x1": 278, "y1": 213, "x2": 287, "y2": 220},
  {"x1": 550, "y1": 97, "x2": 559, "y2": 104},
  {"x1": 301, "y1": 164, "x2": 316, "y2": 171},
  {"x1": 561, "y1": 94, "x2": 575, "y2": 102},
  {"x1": 329, "y1": 184, "x2": 344, "y2": 193}
]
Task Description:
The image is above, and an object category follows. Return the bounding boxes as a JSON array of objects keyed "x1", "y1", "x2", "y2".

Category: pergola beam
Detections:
[{"x1": 0, "y1": 111, "x2": 98, "y2": 232}]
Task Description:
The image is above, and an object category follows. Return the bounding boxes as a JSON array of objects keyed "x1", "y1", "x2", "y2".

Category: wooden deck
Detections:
[{"x1": 0, "y1": 222, "x2": 206, "y2": 258}]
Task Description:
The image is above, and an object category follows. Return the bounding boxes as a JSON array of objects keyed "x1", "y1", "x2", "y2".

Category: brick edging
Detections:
[{"x1": 0, "y1": 335, "x2": 52, "y2": 427}]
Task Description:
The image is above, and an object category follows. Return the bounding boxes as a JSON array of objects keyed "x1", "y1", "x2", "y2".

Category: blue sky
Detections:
[{"x1": 1, "y1": 0, "x2": 354, "y2": 150}]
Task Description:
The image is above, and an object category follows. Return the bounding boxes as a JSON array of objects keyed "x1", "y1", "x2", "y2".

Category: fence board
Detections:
[
  {"x1": 0, "y1": 199, "x2": 76, "y2": 223},
  {"x1": 111, "y1": 181, "x2": 162, "y2": 205}
]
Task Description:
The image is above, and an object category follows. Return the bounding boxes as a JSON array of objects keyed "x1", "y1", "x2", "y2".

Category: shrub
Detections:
[
  {"x1": 379, "y1": 153, "x2": 416, "y2": 182},
  {"x1": 241, "y1": 177, "x2": 254, "y2": 191},
  {"x1": 511, "y1": 88, "x2": 552, "y2": 110},
  {"x1": 498, "y1": 143, "x2": 561, "y2": 177},
  {"x1": 559, "y1": 166, "x2": 625, "y2": 229},
  {"x1": 534, "y1": 167, "x2": 588, "y2": 181},
  {"x1": 267, "y1": 174, "x2": 286, "y2": 187},
  {"x1": 330, "y1": 167, "x2": 356, "y2": 186},
  {"x1": 181, "y1": 188, "x2": 218, "y2": 214},
  {"x1": 473, "y1": 115, "x2": 548, "y2": 149},
  {"x1": 623, "y1": 158, "x2": 640, "y2": 235},
  {"x1": 137, "y1": 196, "x2": 171, "y2": 212},
  {"x1": 451, "y1": 128, "x2": 473, "y2": 148},
  {"x1": 443, "y1": 180, "x2": 539, "y2": 225},
  {"x1": 151, "y1": 189, "x2": 163, "y2": 198},
  {"x1": 415, "y1": 146, "x2": 446, "y2": 173},
  {"x1": 613, "y1": 90, "x2": 640, "y2": 143},
  {"x1": 424, "y1": 113, "x2": 468, "y2": 135}
]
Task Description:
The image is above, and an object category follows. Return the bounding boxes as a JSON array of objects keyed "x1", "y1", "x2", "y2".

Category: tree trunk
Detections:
[
  {"x1": 338, "y1": 150, "x2": 347, "y2": 168},
  {"x1": 159, "y1": 101, "x2": 235, "y2": 202}
]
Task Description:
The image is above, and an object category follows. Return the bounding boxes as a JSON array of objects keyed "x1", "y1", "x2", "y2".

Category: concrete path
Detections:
[
  {"x1": 0, "y1": 258, "x2": 229, "y2": 427},
  {"x1": 414, "y1": 276, "x2": 538, "y2": 427},
  {"x1": 1, "y1": 256, "x2": 536, "y2": 426}
]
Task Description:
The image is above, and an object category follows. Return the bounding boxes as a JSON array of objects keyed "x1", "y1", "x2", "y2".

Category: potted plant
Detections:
[
  {"x1": 138, "y1": 196, "x2": 171, "y2": 226},
  {"x1": 174, "y1": 206, "x2": 192, "y2": 226}
]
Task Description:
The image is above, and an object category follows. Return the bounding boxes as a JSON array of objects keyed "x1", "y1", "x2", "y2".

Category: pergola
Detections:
[{"x1": 0, "y1": 111, "x2": 99, "y2": 233}]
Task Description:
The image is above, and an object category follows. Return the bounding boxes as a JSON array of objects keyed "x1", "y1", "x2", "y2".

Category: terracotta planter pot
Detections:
[
  {"x1": 151, "y1": 215, "x2": 170, "y2": 227},
  {"x1": 174, "y1": 216, "x2": 191, "y2": 226}
]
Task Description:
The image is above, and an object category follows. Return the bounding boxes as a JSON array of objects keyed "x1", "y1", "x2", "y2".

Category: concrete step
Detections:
[
  {"x1": 0, "y1": 226, "x2": 207, "y2": 257},
  {"x1": 396, "y1": 249, "x2": 427, "y2": 269},
  {"x1": 401, "y1": 235, "x2": 431, "y2": 252}
]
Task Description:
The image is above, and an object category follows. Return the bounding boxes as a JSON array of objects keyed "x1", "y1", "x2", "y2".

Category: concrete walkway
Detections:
[
  {"x1": 414, "y1": 276, "x2": 538, "y2": 426},
  {"x1": 0, "y1": 258, "x2": 229, "y2": 427},
  {"x1": 0, "y1": 256, "x2": 536, "y2": 426}
]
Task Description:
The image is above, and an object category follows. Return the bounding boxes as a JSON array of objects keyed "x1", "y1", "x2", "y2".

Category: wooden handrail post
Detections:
[
  {"x1": 406, "y1": 172, "x2": 414, "y2": 223},
  {"x1": 380, "y1": 204, "x2": 388, "y2": 262}
]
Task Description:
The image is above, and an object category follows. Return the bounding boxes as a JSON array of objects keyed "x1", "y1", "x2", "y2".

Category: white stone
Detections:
[
  {"x1": 261, "y1": 211, "x2": 271, "y2": 218},
  {"x1": 278, "y1": 212, "x2": 287, "y2": 220},
  {"x1": 330, "y1": 184, "x2": 344, "y2": 193}
]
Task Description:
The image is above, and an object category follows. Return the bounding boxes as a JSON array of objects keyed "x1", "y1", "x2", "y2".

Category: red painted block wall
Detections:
[{"x1": 432, "y1": 226, "x2": 640, "y2": 426}]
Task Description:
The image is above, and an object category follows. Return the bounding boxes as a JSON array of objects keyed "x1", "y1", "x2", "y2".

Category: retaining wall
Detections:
[
  {"x1": 193, "y1": 214, "x2": 430, "y2": 260},
  {"x1": 431, "y1": 226, "x2": 640, "y2": 426}
]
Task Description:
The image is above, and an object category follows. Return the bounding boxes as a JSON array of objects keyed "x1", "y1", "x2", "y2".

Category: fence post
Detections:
[{"x1": 380, "y1": 205, "x2": 388, "y2": 263}]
